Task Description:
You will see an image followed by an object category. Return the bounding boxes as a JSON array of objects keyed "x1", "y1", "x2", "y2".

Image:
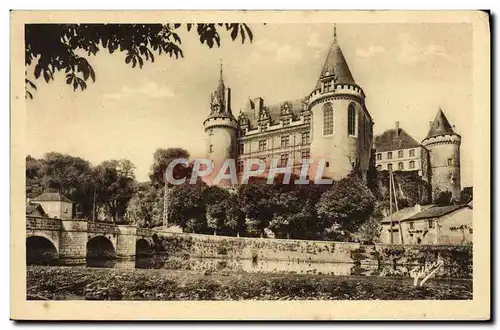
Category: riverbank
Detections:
[{"x1": 27, "y1": 266, "x2": 472, "y2": 300}]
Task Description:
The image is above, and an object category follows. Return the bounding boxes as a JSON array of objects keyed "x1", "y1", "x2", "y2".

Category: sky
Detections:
[{"x1": 26, "y1": 23, "x2": 473, "y2": 186}]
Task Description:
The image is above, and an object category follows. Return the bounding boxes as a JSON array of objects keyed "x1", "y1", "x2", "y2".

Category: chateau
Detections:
[
  {"x1": 203, "y1": 28, "x2": 374, "y2": 182},
  {"x1": 375, "y1": 109, "x2": 462, "y2": 200},
  {"x1": 202, "y1": 26, "x2": 462, "y2": 200}
]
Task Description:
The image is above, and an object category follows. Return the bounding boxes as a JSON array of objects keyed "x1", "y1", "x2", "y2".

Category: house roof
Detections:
[
  {"x1": 374, "y1": 128, "x2": 422, "y2": 152},
  {"x1": 314, "y1": 35, "x2": 356, "y2": 90},
  {"x1": 424, "y1": 108, "x2": 458, "y2": 140},
  {"x1": 31, "y1": 192, "x2": 72, "y2": 203},
  {"x1": 26, "y1": 202, "x2": 48, "y2": 217},
  {"x1": 405, "y1": 204, "x2": 469, "y2": 221},
  {"x1": 380, "y1": 205, "x2": 434, "y2": 224},
  {"x1": 240, "y1": 98, "x2": 306, "y2": 129}
]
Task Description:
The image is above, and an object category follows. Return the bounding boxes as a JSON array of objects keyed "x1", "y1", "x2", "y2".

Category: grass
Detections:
[{"x1": 27, "y1": 265, "x2": 472, "y2": 301}]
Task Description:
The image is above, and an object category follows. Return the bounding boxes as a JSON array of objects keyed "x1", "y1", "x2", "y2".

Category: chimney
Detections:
[{"x1": 395, "y1": 121, "x2": 400, "y2": 137}]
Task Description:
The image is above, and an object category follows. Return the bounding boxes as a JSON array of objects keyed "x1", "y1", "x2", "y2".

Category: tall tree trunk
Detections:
[{"x1": 163, "y1": 183, "x2": 169, "y2": 227}]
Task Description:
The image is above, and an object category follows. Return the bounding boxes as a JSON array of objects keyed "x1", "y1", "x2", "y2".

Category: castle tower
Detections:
[
  {"x1": 421, "y1": 108, "x2": 461, "y2": 200},
  {"x1": 203, "y1": 63, "x2": 238, "y2": 183},
  {"x1": 307, "y1": 25, "x2": 374, "y2": 180}
]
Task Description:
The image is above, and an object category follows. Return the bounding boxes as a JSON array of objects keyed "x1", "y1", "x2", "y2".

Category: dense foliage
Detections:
[{"x1": 25, "y1": 23, "x2": 254, "y2": 98}]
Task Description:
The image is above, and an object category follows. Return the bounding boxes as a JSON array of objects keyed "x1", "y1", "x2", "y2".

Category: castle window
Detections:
[
  {"x1": 304, "y1": 114, "x2": 311, "y2": 124},
  {"x1": 376, "y1": 153, "x2": 382, "y2": 161},
  {"x1": 409, "y1": 161, "x2": 415, "y2": 169},
  {"x1": 302, "y1": 132, "x2": 310, "y2": 145},
  {"x1": 387, "y1": 163, "x2": 393, "y2": 171},
  {"x1": 398, "y1": 150, "x2": 404, "y2": 158},
  {"x1": 447, "y1": 158, "x2": 453, "y2": 166},
  {"x1": 324, "y1": 80, "x2": 333, "y2": 92},
  {"x1": 282, "y1": 118, "x2": 290, "y2": 126},
  {"x1": 301, "y1": 151, "x2": 310, "y2": 161},
  {"x1": 348, "y1": 103, "x2": 356, "y2": 136},
  {"x1": 409, "y1": 222, "x2": 415, "y2": 230},
  {"x1": 398, "y1": 162, "x2": 404, "y2": 170},
  {"x1": 428, "y1": 220, "x2": 436, "y2": 229},
  {"x1": 259, "y1": 140, "x2": 267, "y2": 151},
  {"x1": 323, "y1": 103, "x2": 334, "y2": 136},
  {"x1": 387, "y1": 152, "x2": 393, "y2": 160},
  {"x1": 281, "y1": 135, "x2": 290, "y2": 148},
  {"x1": 280, "y1": 154, "x2": 289, "y2": 167},
  {"x1": 209, "y1": 129, "x2": 214, "y2": 136},
  {"x1": 325, "y1": 161, "x2": 330, "y2": 168},
  {"x1": 409, "y1": 149, "x2": 415, "y2": 157},
  {"x1": 376, "y1": 165, "x2": 382, "y2": 171},
  {"x1": 209, "y1": 145, "x2": 214, "y2": 153}
]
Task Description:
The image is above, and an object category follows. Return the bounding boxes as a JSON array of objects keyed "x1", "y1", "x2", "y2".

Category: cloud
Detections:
[
  {"x1": 248, "y1": 38, "x2": 303, "y2": 64},
  {"x1": 307, "y1": 33, "x2": 323, "y2": 49},
  {"x1": 397, "y1": 33, "x2": 451, "y2": 65},
  {"x1": 356, "y1": 45, "x2": 385, "y2": 58},
  {"x1": 103, "y1": 80, "x2": 175, "y2": 100}
]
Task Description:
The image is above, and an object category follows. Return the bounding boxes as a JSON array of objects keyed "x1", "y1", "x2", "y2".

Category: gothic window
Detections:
[
  {"x1": 209, "y1": 145, "x2": 214, "y2": 153},
  {"x1": 323, "y1": 103, "x2": 334, "y2": 136},
  {"x1": 348, "y1": 103, "x2": 356, "y2": 136},
  {"x1": 259, "y1": 140, "x2": 267, "y2": 151},
  {"x1": 398, "y1": 150, "x2": 404, "y2": 158},
  {"x1": 388, "y1": 163, "x2": 393, "y2": 171},
  {"x1": 447, "y1": 158, "x2": 453, "y2": 166},
  {"x1": 302, "y1": 132, "x2": 310, "y2": 145},
  {"x1": 398, "y1": 162, "x2": 404, "y2": 170},
  {"x1": 409, "y1": 161, "x2": 415, "y2": 169},
  {"x1": 409, "y1": 149, "x2": 415, "y2": 157},
  {"x1": 280, "y1": 154, "x2": 289, "y2": 167},
  {"x1": 376, "y1": 153, "x2": 382, "y2": 161},
  {"x1": 281, "y1": 135, "x2": 290, "y2": 148},
  {"x1": 387, "y1": 152, "x2": 393, "y2": 160}
]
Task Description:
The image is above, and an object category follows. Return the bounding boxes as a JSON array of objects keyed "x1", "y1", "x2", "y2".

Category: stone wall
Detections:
[
  {"x1": 152, "y1": 231, "x2": 360, "y2": 263},
  {"x1": 58, "y1": 219, "x2": 88, "y2": 262}
]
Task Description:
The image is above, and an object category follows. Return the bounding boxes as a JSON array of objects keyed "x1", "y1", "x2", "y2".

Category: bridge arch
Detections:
[
  {"x1": 86, "y1": 235, "x2": 116, "y2": 259},
  {"x1": 135, "y1": 238, "x2": 154, "y2": 257},
  {"x1": 26, "y1": 235, "x2": 58, "y2": 265}
]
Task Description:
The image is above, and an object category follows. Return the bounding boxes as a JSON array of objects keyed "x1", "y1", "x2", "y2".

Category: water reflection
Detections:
[{"x1": 82, "y1": 256, "x2": 470, "y2": 279}]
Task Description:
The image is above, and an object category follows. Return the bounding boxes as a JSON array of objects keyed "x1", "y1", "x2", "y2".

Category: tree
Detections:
[
  {"x1": 237, "y1": 178, "x2": 275, "y2": 237},
  {"x1": 204, "y1": 186, "x2": 231, "y2": 235},
  {"x1": 459, "y1": 187, "x2": 473, "y2": 204},
  {"x1": 94, "y1": 159, "x2": 136, "y2": 222},
  {"x1": 316, "y1": 176, "x2": 376, "y2": 235},
  {"x1": 223, "y1": 194, "x2": 246, "y2": 236},
  {"x1": 36, "y1": 152, "x2": 95, "y2": 218},
  {"x1": 26, "y1": 155, "x2": 44, "y2": 198},
  {"x1": 434, "y1": 190, "x2": 453, "y2": 206},
  {"x1": 25, "y1": 23, "x2": 253, "y2": 98},
  {"x1": 169, "y1": 181, "x2": 207, "y2": 232},
  {"x1": 126, "y1": 182, "x2": 163, "y2": 228}
]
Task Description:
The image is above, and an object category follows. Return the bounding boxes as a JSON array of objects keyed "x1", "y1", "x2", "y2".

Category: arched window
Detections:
[
  {"x1": 409, "y1": 161, "x2": 415, "y2": 169},
  {"x1": 398, "y1": 150, "x2": 404, "y2": 158},
  {"x1": 323, "y1": 103, "x2": 334, "y2": 136},
  {"x1": 348, "y1": 103, "x2": 356, "y2": 136},
  {"x1": 398, "y1": 162, "x2": 404, "y2": 170}
]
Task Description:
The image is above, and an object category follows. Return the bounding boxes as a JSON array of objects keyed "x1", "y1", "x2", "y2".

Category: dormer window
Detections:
[{"x1": 324, "y1": 80, "x2": 333, "y2": 92}]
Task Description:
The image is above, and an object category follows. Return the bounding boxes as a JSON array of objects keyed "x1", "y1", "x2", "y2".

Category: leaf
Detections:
[
  {"x1": 230, "y1": 25, "x2": 239, "y2": 41},
  {"x1": 72, "y1": 80, "x2": 78, "y2": 91},
  {"x1": 34, "y1": 64, "x2": 41, "y2": 79},
  {"x1": 43, "y1": 70, "x2": 50, "y2": 83},
  {"x1": 186, "y1": 23, "x2": 192, "y2": 32},
  {"x1": 89, "y1": 66, "x2": 96, "y2": 82},
  {"x1": 244, "y1": 24, "x2": 254, "y2": 42}
]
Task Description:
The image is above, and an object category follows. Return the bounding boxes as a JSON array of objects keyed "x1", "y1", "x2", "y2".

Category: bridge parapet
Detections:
[
  {"x1": 87, "y1": 221, "x2": 119, "y2": 234},
  {"x1": 26, "y1": 216, "x2": 61, "y2": 231}
]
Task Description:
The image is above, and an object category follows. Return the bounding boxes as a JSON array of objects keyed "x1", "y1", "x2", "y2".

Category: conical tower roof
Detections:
[
  {"x1": 315, "y1": 26, "x2": 356, "y2": 90},
  {"x1": 424, "y1": 108, "x2": 457, "y2": 140}
]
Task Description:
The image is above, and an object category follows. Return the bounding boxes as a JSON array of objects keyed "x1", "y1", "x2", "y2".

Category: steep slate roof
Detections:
[
  {"x1": 240, "y1": 98, "x2": 306, "y2": 129},
  {"x1": 374, "y1": 128, "x2": 421, "y2": 152},
  {"x1": 314, "y1": 35, "x2": 356, "y2": 90},
  {"x1": 425, "y1": 109, "x2": 458, "y2": 140},
  {"x1": 31, "y1": 192, "x2": 73, "y2": 203}
]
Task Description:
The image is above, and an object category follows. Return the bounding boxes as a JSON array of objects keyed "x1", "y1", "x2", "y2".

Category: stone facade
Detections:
[{"x1": 203, "y1": 29, "x2": 374, "y2": 182}]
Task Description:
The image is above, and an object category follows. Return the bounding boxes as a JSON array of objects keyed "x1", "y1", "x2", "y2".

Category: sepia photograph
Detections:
[{"x1": 10, "y1": 10, "x2": 490, "y2": 320}]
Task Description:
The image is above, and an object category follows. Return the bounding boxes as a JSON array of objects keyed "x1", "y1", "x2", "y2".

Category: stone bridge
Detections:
[{"x1": 26, "y1": 216, "x2": 158, "y2": 264}]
